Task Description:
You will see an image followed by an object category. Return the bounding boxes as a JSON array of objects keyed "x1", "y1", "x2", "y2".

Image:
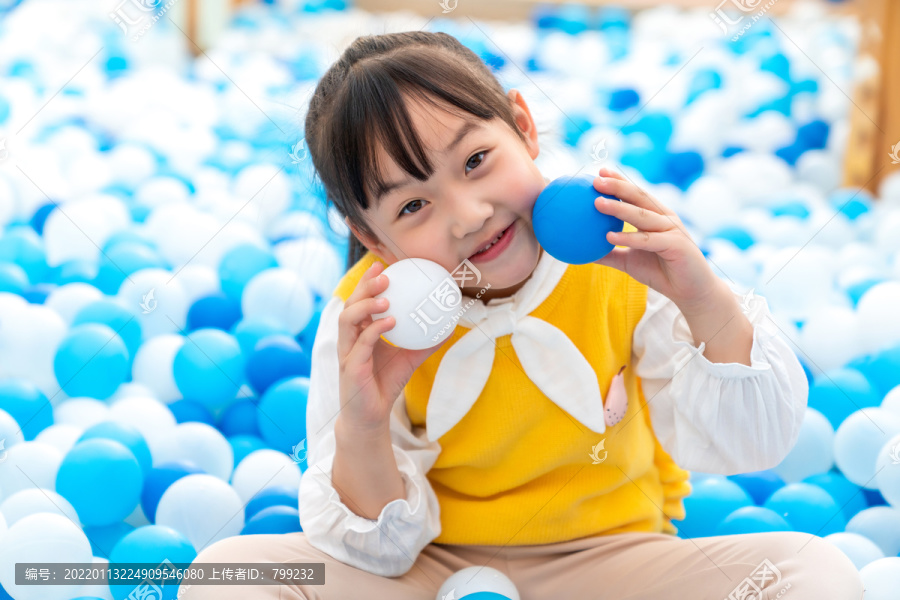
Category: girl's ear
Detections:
[{"x1": 507, "y1": 89, "x2": 540, "y2": 160}]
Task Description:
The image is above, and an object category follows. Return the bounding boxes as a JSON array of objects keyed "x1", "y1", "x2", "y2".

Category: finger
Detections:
[
  {"x1": 593, "y1": 247, "x2": 629, "y2": 271},
  {"x1": 344, "y1": 314, "x2": 396, "y2": 377},
  {"x1": 338, "y1": 294, "x2": 390, "y2": 362},
  {"x1": 594, "y1": 196, "x2": 670, "y2": 233},
  {"x1": 594, "y1": 176, "x2": 678, "y2": 219},
  {"x1": 606, "y1": 229, "x2": 677, "y2": 254},
  {"x1": 597, "y1": 166, "x2": 627, "y2": 181},
  {"x1": 344, "y1": 261, "x2": 387, "y2": 309}
]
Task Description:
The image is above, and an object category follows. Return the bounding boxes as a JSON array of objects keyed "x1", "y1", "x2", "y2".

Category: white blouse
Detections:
[{"x1": 297, "y1": 253, "x2": 809, "y2": 577}]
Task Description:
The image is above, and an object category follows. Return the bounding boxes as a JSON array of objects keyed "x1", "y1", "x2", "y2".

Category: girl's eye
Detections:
[
  {"x1": 397, "y1": 151, "x2": 487, "y2": 218},
  {"x1": 466, "y1": 150, "x2": 487, "y2": 173},
  {"x1": 399, "y1": 199, "x2": 425, "y2": 218}
]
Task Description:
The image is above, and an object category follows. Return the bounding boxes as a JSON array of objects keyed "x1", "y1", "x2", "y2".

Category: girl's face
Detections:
[{"x1": 346, "y1": 89, "x2": 547, "y2": 303}]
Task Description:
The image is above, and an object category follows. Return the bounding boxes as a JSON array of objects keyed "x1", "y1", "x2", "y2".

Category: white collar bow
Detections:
[{"x1": 426, "y1": 250, "x2": 627, "y2": 441}]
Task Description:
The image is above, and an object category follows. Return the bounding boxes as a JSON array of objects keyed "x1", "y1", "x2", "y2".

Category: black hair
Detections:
[{"x1": 303, "y1": 31, "x2": 528, "y2": 271}]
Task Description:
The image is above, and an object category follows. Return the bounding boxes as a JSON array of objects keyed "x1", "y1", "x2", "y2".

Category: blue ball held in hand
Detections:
[{"x1": 532, "y1": 173, "x2": 625, "y2": 264}]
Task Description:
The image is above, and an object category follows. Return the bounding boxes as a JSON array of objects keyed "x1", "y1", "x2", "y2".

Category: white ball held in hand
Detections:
[{"x1": 372, "y1": 258, "x2": 462, "y2": 350}]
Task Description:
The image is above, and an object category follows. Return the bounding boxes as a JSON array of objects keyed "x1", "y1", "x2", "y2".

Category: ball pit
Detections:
[{"x1": 0, "y1": 0, "x2": 898, "y2": 597}]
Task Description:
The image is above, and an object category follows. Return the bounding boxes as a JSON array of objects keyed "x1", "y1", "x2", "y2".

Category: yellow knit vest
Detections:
[{"x1": 332, "y1": 250, "x2": 692, "y2": 545}]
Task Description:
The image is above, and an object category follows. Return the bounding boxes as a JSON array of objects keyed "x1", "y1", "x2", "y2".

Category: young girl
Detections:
[{"x1": 187, "y1": 31, "x2": 863, "y2": 599}]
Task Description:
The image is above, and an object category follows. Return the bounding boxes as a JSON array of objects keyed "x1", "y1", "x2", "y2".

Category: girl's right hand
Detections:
[{"x1": 337, "y1": 261, "x2": 449, "y2": 433}]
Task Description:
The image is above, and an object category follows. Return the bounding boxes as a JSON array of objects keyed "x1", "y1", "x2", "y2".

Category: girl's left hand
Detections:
[{"x1": 592, "y1": 167, "x2": 721, "y2": 312}]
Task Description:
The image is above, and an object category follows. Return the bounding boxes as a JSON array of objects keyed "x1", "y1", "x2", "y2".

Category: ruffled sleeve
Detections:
[
  {"x1": 298, "y1": 295, "x2": 443, "y2": 577},
  {"x1": 632, "y1": 286, "x2": 808, "y2": 475}
]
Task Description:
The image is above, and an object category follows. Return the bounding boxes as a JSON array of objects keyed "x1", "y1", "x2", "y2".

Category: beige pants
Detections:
[{"x1": 181, "y1": 530, "x2": 863, "y2": 600}]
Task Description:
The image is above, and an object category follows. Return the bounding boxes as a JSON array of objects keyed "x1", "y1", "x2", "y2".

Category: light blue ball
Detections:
[
  {"x1": 172, "y1": 328, "x2": 244, "y2": 410},
  {"x1": 257, "y1": 377, "x2": 308, "y2": 454},
  {"x1": 232, "y1": 318, "x2": 292, "y2": 358},
  {"x1": 109, "y1": 525, "x2": 196, "y2": 600},
  {"x1": 531, "y1": 173, "x2": 624, "y2": 264},
  {"x1": 846, "y1": 506, "x2": 900, "y2": 557},
  {"x1": 728, "y1": 470, "x2": 785, "y2": 505},
  {"x1": 56, "y1": 438, "x2": 143, "y2": 526},
  {"x1": 763, "y1": 483, "x2": 845, "y2": 535},
  {"x1": 228, "y1": 434, "x2": 268, "y2": 466},
  {"x1": 53, "y1": 323, "x2": 129, "y2": 399},
  {"x1": 78, "y1": 421, "x2": 153, "y2": 477},
  {"x1": 82, "y1": 521, "x2": 135, "y2": 559},
  {"x1": 219, "y1": 243, "x2": 278, "y2": 300},
  {"x1": 675, "y1": 476, "x2": 753, "y2": 538},
  {"x1": 808, "y1": 368, "x2": 880, "y2": 429},
  {"x1": 72, "y1": 300, "x2": 142, "y2": 366},
  {"x1": 0, "y1": 226, "x2": 47, "y2": 284},
  {"x1": 0, "y1": 261, "x2": 29, "y2": 294},
  {"x1": 716, "y1": 506, "x2": 792, "y2": 535}
]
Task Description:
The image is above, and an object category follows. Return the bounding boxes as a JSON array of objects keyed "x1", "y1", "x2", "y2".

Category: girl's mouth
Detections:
[{"x1": 469, "y1": 220, "x2": 516, "y2": 263}]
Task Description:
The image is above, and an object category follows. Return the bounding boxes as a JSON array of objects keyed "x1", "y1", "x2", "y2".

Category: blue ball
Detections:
[
  {"x1": 808, "y1": 368, "x2": 880, "y2": 429},
  {"x1": 233, "y1": 318, "x2": 292, "y2": 357},
  {"x1": 763, "y1": 483, "x2": 845, "y2": 535},
  {"x1": 240, "y1": 505, "x2": 302, "y2": 535},
  {"x1": 229, "y1": 434, "x2": 268, "y2": 465},
  {"x1": 715, "y1": 506, "x2": 792, "y2": 535},
  {"x1": 0, "y1": 262, "x2": 29, "y2": 294},
  {"x1": 72, "y1": 300, "x2": 142, "y2": 367},
  {"x1": 803, "y1": 472, "x2": 868, "y2": 521},
  {"x1": 218, "y1": 243, "x2": 278, "y2": 300},
  {"x1": 56, "y1": 438, "x2": 143, "y2": 526},
  {"x1": 257, "y1": 378, "x2": 309, "y2": 454},
  {"x1": 728, "y1": 470, "x2": 785, "y2": 505},
  {"x1": 109, "y1": 525, "x2": 197, "y2": 600},
  {"x1": 83, "y1": 521, "x2": 135, "y2": 558},
  {"x1": 52, "y1": 259, "x2": 98, "y2": 285},
  {"x1": 0, "y1": 378, "x2": 52, "y2": 441},
  {"x1": 245, "y1": 485, "x2": 300, "y2": 521},
  {"x1": 217, "y1": 398, "x2": 260, "y2": 438},
  {"x1": 531, "y1": 174, "x2": 624, "y2": 265},
  {"x1": 674, "y1": 477, "x2": 753, "y2": 538},
  {"x1": 168, "y1": 399, "x2": 215, "y2": 425},
  {"x1": 79, "y1": 421, "x2": 153, "y2": 477},
  {"x1": 141, "y1": 461, "x2": 205, "y2": 523},
  {"x1": 95, "y1": 242, "x2": 165, "y2": 294},
  {"x1": 0, "y1": 226, "x2": 47, "y2": 284},
  {"x1": 246, "y1": 335, "x2": 311, "y2": 395},
  {"x1": 850, "y1": 344, "x2": 900, "y2": 398},
  {"x1": 187, "y1": 293, "x2": 243, "y2": 332},
  {"x1": 53, "y1": 323, "x2": 129, "y2": 399},
  {"x1": 173, "y1": 328, "x2": 244, "y2": 410},
  {"x1": 709, "y1": 226, "x2": 755, "y2": 251}
]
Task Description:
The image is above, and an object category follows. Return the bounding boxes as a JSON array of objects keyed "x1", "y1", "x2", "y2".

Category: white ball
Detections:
[
  {"x1": 272, "y1": 236, "x2": 342, "y2": 300},
  {"x1": 42, "y1": 282, "x2": 104, "y2": 326},
  {"x1": 241, "y1": 268, "x2": 314, "y2": 335},
  {"x1": 116, "y1": 268, "x2": 189, "y2": 340},
  {"x1": 824, "y1": 532, "x2": 884, "y2": 570},
  {"x1": 155, "y1": 422, "x2": 234, "y2": 481},
  {"x1": 34, "y1": 424, "x2": 84, "y2": 456},
  {"x1": 372, "y1": 258, "x2": 461, "y2": 351},
  {"x1": 42, "y1": 195, "x2": 131, "y2": 267},
  {"x1": 857, "y1": 282, "x2": 900, "y2": 354},
  {"x1": 882, "y1": 386, "x2": 900, "y2": 416},
  {"x1": 875, "y1": 433, "x2": 900, "y2": 508},
  {"x1": 132, "y1": 334, "x2": 185, "y2": 403},
  {"x1": 53, "y1": 398, "x2": 110, "y2": 429},
  {"x1": 796, "y1": 306, "x2": 863, "y2": 373},
  {"x1": 0, "y1": 513, "x2": 93, "y2": 600},
  {"x1": 436, "y1": 565, "x2": 520, "y2": 600},
  {"x1": 230, "y1": 449, "x2": 302, "y2": 504},
  {"x1": 860, "y1": 557, "x2": 900, "y2": 600},
  {"x1": 772, "y1": 408, "x2": 834, "y2": 483},
  {"x1": 0, "y1": 488, "x2": 81, "y2": 527},
  {"x1": 834, "y1": 409, "x2": 900, "y2": 488},
  {"x1": 108, "y1": 396, "x2": 178, "y2": 466},
  {"x1": 155, "y1": 474, "x2": 244, "y2": 552},
  {"x1": 0, "y1": 442, "x2": 63, "y2": 503},
  {"x1": 0, "y1": 408, "x2": 25, "y2": 452}
]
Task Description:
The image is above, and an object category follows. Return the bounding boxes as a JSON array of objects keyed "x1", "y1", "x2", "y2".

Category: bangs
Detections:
[{"x1": 331, "y1": 46, "x2": 515, "y2": 210}]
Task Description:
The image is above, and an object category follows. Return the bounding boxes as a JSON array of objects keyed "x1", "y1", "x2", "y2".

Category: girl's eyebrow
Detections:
[{"x1": 375, "y1": 120, "x2": 483, "y2": 206}]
